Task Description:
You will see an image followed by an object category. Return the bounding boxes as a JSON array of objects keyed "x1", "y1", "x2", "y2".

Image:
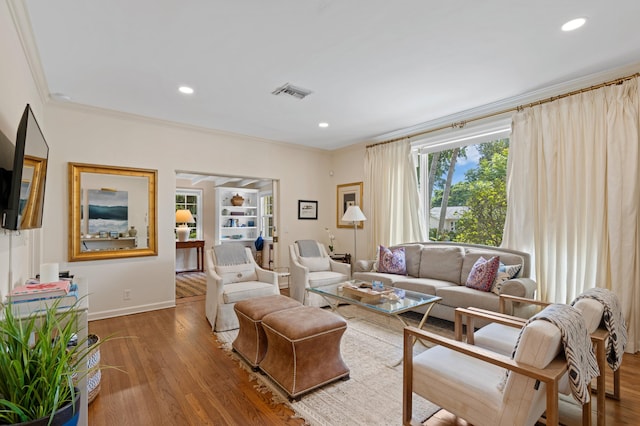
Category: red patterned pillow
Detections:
[
  {"x1": 377, "y1": 245, "x2": 407, "y2": 275},
  {"x1": 465, "y1": 256, "x2": 500, "y2": 292}
]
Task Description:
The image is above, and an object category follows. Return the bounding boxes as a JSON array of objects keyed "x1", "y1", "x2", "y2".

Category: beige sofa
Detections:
[{"x1": 353, "y1": 242, "x2": 536, "y2": 322}]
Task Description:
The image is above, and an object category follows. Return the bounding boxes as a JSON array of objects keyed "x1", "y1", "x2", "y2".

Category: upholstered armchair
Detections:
[
  {"x1": 455, "y1": 292, "x2": 624, "y2": 426},
  {"x1": 403, "y1": 312, "x2": 569, "y2": 426},
  {"x1": 205, "y1": 243, "x2": 279, "y2": 332},
  {"x1": 289, "y1": 240, "x2": 350, "y2": 307}
]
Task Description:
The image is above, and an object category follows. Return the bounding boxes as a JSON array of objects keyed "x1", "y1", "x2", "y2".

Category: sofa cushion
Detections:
[
  {"x1": 399, "y1": 244, "x2": 423, "y2": 277},
  {"x1": 491, "y1": 263, "x2": 523, "y2": 295},
  {"x1": 216, "y1": 263, "x2": 258, "y2": 284},
  {"x1": 436, "y1": 285, "x2": 500, "y2": 312},
  {"x1": 419, "y1": 246, "x2": 465, "y2": 284},
  {"x1": 223, "y1": 281, "x2": 277, "y2": 303},
  {"x1": 299, "y1": 256, "x2": 330, "y2": 272},
  {"x1": 377, "y1": 245, "x2": 407, "y2": 275},
  {"x1": 352, "y1": 271, "x2": 405, "y2": 287},
  {"x1": 462, "y1": 249, "x2": 526, "y2": 282},
  {"x1": 393, "y1": 278, "x2": 453, "y2": 297},
  {"x1": 308, "y1": 270, "x2": 348, "y2": 288},
  {"x1": 465, "y1": 256, "x2": 500, "y2": 292}
]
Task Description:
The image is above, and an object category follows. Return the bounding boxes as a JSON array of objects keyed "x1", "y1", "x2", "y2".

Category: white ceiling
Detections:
[{"x1": 22, "y1": 0, "x2": 640, "y2": 150}]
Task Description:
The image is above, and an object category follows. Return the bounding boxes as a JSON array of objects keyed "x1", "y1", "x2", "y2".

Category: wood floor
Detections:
[{"x1": 88, "y1": 296, "x2": 640, "y2": 425}]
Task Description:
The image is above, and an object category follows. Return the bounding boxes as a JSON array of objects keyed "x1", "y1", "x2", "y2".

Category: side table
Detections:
[
  {"x1": 330, "y1": 253, "x2": 351, "y2": 264},
  {"x1": 176, "y1": 240, "x2": 205, "y2": 273}
]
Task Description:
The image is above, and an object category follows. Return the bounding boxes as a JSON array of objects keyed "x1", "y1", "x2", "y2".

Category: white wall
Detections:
[
  {"x1": 329, "y1": 144, "x2": 370, "y2": 260},
  {"x1": 0, "y1": 2, "x2": 45, "y2": 298},
  {"x1": 42, "y1": 103, "x2": 335, "y2": 319}
]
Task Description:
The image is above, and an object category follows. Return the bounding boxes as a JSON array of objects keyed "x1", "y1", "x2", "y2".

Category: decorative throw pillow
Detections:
[
  {"x1": 491, "y1": 263, "x2": 523, "y2": 295},
  {"x1": 299, "y1": 256, "x2": 330, "y2": 272},
  {"x1": 372, "y1": 245, "x2": 381, "y2": 272},
  {"x1": 215, "y1": 263, "x2": 258, "y2": 285},
  {"x1": 465, "y1": 256, "x2": 500, "y2": 292},
  {"x1": 377, "y1": 245, "x2": 407, "y2": 275}
]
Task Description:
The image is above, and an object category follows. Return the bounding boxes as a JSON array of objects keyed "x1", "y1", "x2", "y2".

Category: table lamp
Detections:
[
  {"x1": 341, "y1": 205, "x2": 367, "y2": 268},
  {"x1": 175, "y1": 209, "x2": 195, "y2": 242}
]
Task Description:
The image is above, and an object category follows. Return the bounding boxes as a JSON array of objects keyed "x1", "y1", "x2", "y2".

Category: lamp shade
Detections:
[
  {"x1": 175, "y1": 209, "x2": 195, "y2": 224},
  {"x1": 342, "y1": 205, "x2": 367, "y2": 222}
]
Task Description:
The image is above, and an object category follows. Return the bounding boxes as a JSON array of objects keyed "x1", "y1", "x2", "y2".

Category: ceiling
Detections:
[{"x1": 22, "y1": 0, "x2": 640, "y2": 150}]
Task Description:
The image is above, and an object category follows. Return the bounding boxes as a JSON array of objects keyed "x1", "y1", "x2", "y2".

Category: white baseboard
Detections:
[{"x1": 88, "y1": 300, "x2": 175, "y2": 321}]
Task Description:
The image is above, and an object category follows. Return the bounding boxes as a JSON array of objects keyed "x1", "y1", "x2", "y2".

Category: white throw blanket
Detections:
[
  {"x1": 572, "y1": 287, "x2": 627, "y2": 371},
  {"x1": 510, "y1": 304, "x2": 599, "y2": 404},
  {"x1": 213, "y1": 243, "x2": 249, "y2": 266}
]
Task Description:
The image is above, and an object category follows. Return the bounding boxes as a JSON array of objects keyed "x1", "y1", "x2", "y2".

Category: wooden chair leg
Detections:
[
  {"x1": 607, "y1": 368, "x2": 621, "y2": 401},
  {"x1": 582, "y1": 383, "x2": 592, "y2": 426}
]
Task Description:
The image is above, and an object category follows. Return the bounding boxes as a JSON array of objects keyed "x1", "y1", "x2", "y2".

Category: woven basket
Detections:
[{"x1": 86, "y1": 334, "x2": 101, "y2": 404}]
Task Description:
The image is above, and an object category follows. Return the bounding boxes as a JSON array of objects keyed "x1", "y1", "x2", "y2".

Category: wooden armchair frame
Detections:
[
  {"x1": 455, "y1": 293, "x2": 619, "y2": 426},
  {"x1": 403, "y1": 326, "x2": 568, "y2": 426}
]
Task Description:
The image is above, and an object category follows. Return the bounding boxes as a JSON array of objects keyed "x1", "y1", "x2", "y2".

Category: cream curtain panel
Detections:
[
  {"x1": 364, "y1": 139, "x2": 426, "y2": 250},
  {"x1": 503, "y1": 77, "x2": 640, "y2": 353}
]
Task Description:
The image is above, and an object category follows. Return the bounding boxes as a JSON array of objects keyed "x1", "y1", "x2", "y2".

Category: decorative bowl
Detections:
[{"x1": 231, "y1": 194, "x2": 245, "y2": 206}]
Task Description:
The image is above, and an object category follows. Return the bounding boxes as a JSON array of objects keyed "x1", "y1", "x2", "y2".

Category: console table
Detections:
[{"x1": 176, "y1": 240, "x2": 205, "y2": 273}]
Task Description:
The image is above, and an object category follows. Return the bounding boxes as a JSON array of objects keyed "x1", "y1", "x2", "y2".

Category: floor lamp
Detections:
[{"x1": 341, "y1": 205, "x2": 367, "y2": 270}]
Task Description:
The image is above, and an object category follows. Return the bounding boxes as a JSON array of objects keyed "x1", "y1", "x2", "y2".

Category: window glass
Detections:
[
  {"x1": 420, "y1": 138, "x2": 509, "y2": 246},
  {"x1": 260, "y1": 192, "x2": 273, "y2": 238},
  {"x1": 175, "y1": 188, "x2": 203, "y2": 239}
]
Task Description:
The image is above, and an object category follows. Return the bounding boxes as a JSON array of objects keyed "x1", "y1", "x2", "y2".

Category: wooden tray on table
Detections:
[{"x1": 341, "y1": 283, "x2": 393, "y2": 304}]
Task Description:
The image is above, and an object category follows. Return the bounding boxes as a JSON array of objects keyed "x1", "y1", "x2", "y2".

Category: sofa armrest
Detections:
[
  {"x1": 206, "y1": 268, "x2": 225, "y2": 296},
  {"x1": 499, "y1": 277, "x2": 537, "y2": 298},
  {"x1": 329, "y1": 259, "x2": 351, "y2": 275},
  {"x1": 498, "y1": 277, "x2": 538, "y2": 318},
  {"x1": 354, "y1": 259, "x2": 375, "y2": 273},
  {"x1": 256, "y1": 267, "x2": 278, "y2": 285}
]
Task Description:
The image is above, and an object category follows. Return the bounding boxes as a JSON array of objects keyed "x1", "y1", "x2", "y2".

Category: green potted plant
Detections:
[{"x1": 0, "y1": 298, "x2": 99, "y2": 425}]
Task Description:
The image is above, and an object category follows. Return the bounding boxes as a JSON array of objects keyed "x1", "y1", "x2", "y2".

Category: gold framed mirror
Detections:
[{"x1": 69, "y1": 162, "x2": 158, "y2": 261}]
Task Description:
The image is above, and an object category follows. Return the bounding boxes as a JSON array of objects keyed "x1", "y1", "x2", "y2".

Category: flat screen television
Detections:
[{"x1": 0, "y1": 104, "x2": 49, "y2": 230}]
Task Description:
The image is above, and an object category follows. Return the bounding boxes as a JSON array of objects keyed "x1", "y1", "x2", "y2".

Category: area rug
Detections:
[
  {"x1": 216, "y1": 305, "x2": 443, "y2": 425},
  {"x1": 175, "y1": 272, "x2": 206, "y2": 298}
]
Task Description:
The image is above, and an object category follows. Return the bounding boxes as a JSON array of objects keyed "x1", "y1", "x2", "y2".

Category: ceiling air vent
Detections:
[{"x1": 271, "y1": 83, "x2": 312, "y2": 100}]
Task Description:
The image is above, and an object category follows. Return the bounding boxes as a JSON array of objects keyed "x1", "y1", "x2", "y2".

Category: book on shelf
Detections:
[
  {"x1": 6, "y1": 280, "x2": 71, "y2": 302},
  {"x1": 7, "y1": 286, "x2": 79, "y2": 316}
]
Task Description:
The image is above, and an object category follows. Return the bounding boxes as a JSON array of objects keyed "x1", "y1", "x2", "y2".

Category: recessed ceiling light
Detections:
[
  {"x1": 178, "y1": 86, "x2": 194, "y2": 94},
  {"x1": 318, "y1": 122, "x2": 329, "y2": 128},
  {"x1": 562, "y1": 17, "x2": 586, "y2": 32}
]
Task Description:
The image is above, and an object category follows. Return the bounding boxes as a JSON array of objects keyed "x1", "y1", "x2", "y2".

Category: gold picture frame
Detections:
[
  {"x1": 336, "y1": 181, "x2": 363, "y2": 228},
  {"x1": 68, "y1": 162, "x2": 158, "y2": 261}
]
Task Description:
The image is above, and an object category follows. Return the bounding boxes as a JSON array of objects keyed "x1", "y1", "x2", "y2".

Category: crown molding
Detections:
[
  {"x1": 7, "y1": 0, "x2": 49, "y2": 106},
  {"x1": 372, "y1": 61, "x2": 640, "y2": 144}
]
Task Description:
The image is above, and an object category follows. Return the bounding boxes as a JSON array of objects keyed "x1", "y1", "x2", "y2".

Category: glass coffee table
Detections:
[{"x1": 307, "y1": 281, "x2": 441, "y2": 330}]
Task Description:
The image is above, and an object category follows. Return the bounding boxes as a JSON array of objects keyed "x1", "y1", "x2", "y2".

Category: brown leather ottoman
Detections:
[
  {"x1": 260, "y1": 305, "x2": 350, "y2": 400},
  {"x1": 232, "y1": 294, "x2": 301, "y2": 369}
]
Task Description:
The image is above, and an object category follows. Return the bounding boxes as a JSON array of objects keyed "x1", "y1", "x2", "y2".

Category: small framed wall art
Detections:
[
  {"x1": 298, "y1": 200, "x2": 318, "y2": 220},
  {"x1": 337, "y1": 181, "x2": 363, "y2": 228}
]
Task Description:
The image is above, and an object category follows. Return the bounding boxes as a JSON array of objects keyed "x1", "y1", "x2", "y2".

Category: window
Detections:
[
  {"x1": 259, "y1": 191, "x2": 273, "y2": 238},
  {"x1": 175, "y1": 188, "x2": 203, "y2": 239},
  {"x1": 416, "y1": 121, "x2": 510, "y2": 246}
]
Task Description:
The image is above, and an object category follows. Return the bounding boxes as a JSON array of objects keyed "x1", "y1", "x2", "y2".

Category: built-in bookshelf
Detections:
[{"x1": 214, "y1": 187, "x2": 259, "y2": 246}]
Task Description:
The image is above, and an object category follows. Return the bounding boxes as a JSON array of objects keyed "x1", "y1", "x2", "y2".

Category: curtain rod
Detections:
[{"x1": 367, "y1": 72, "x2": 640, "y2": 149}]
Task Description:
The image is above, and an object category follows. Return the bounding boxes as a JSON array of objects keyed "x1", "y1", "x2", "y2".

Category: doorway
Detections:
[{"x1": 174, "y1": 171, "x2": 278, "y2": 300}]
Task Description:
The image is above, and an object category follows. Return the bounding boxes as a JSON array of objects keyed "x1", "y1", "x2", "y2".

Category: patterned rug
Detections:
[
  {"x1": 216, "y1": 305, "x2": 447, "y2": 425},
  {"x1": 175, "y1": 272, "x2": 206, "y2": 298}
]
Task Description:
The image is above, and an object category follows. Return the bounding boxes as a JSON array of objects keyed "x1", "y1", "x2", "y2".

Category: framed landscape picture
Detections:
[
  {"x1": 298, "y1": 200, "x2": 318, "y2": 220},
  {"x1": 337, "y1": 182, "x2": 363, "y2": 228}
]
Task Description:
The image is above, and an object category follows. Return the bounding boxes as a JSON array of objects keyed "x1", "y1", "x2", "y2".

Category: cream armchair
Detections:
[
  {"x1": 403, "y1": 311, "x2": 569, "y2": 426},
  {"x1": 455, "y1": 292, "x2": 623, "y2": 426},
  {"x1": 289, "y1": 240, "x2": 350, "y2": 307},
  {"x1": 205, "y1": 244, "x2": 279, "y2": 332}
]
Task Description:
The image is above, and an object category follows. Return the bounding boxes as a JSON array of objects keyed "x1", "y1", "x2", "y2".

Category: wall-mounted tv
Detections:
[{"x1": 0, "y1": 104, "x2": 49, "y2": 230}]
